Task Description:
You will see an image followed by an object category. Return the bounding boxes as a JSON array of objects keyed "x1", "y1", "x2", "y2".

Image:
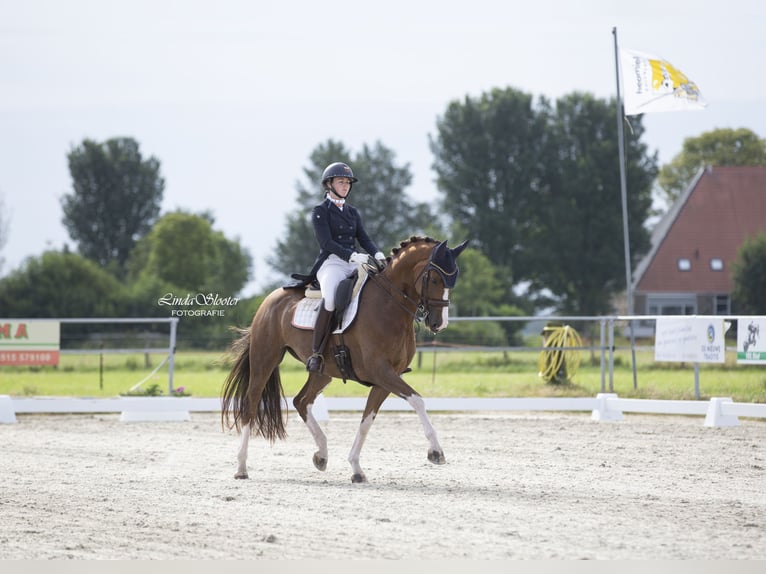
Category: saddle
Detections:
[
  {"x1": 286, "y1": 267, "x2": 368, "y2": 331},
  {"x1": 285, "y1": 269, "x2": 370, "y2": 383}
]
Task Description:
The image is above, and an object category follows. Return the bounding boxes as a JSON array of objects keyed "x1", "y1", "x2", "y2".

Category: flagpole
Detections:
[{"x1": 612, "y1": 26, "x2": 638, "y2": 390}]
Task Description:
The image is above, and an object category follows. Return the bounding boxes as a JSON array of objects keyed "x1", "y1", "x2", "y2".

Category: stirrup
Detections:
[{"x1": 306, "y1": 353, "x2": 324, "y2": 373}]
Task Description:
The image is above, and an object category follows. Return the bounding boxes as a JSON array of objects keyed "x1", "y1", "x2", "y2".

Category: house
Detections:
[{"x1": 630, "y1": 165, "x2": 766, "y2": 335}]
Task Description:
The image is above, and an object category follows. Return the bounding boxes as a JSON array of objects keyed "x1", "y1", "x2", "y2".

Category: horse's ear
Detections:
[
  {"x1": 451, "y1": 240, "x2": 469, "y2": 258},
  {"x1": 434, "y1": 240, "x2": 448, "y2": 256}
]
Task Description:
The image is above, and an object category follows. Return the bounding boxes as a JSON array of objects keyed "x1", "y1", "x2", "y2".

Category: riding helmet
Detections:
[{"x1": 321, "y1": 162, "x2": 358, "y2": 188}]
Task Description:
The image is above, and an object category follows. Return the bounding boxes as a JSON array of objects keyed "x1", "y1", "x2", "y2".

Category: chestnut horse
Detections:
[{"x1": 221, "y1": 236, "x2": 468, "y2": 483}]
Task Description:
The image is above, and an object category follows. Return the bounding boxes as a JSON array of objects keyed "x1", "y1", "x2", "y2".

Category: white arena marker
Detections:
[
  {"x1": 590, "y1": 393, "x2": 624, "y2": 422},
  {"x1": 0, "y1": 395, "x2": 17, "y2": 424},
  {"x1": 704, "y1": 397, "x2": 739, "y2": 427}
]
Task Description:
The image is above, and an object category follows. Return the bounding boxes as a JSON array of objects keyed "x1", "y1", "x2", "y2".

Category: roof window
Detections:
[
  {"x1": 710, "y1": 258, "x2": 724, "y2": 271},
  {"x1": 677, "y1": 258, "x2": 691, "y2": 271}
]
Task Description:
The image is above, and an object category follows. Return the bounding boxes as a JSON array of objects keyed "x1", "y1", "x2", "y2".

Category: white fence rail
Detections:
[{"x1": 2, "y1": 393, "x2": 765, "y2": 428}]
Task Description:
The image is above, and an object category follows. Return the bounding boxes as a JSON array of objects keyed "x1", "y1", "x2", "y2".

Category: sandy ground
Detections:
[{"x1": 0, "y1": 409, "x2": 764, "y2": 560}]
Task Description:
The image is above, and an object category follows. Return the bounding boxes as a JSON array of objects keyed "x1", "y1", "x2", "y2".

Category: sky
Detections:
[{"x1": 1, "y1": 0, "x2": 765, "y2": 297}]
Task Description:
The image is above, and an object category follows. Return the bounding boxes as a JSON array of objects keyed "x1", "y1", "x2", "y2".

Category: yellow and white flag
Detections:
[{"x1": 620, "y1": 48, "x2": 707, "y2": 115}]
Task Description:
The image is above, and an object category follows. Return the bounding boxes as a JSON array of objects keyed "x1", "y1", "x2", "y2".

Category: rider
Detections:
[{"x1": 305, "y1": 162, "x2": 387, "y2": 373}]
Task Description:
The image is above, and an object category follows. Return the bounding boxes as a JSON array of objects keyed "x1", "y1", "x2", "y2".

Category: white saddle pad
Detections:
[{"x1": 291, "y1": 273, "x2": 369, "y2": 333}]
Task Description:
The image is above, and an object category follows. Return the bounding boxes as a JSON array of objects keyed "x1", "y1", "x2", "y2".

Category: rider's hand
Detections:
[
  {"x1": 349, "y1": 252, "x2": 368, "y2": 265},
  {"x1": 373, "y1": 251, "x2": 387, "y2": 270}
]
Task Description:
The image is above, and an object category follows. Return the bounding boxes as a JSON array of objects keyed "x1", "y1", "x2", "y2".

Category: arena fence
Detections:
[
  {"x1": 2, "y1": 314, "x2": 763, "y2": 427},
  {"x1": 2, "y1": 393, "x2": 765, "y2": 427}
]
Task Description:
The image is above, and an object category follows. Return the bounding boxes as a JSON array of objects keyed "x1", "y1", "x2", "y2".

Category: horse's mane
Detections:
[{"x1": 389, "y1": 235, "x2": 439, "y2": 259}]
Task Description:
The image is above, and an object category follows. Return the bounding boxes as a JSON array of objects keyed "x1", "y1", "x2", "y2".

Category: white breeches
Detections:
[{"x1": 316, "y1": 254, "x2": 357, "y2": 311}]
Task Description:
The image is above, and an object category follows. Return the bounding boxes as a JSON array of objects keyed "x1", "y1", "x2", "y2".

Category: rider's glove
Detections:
[
  {"x1": 349, "y1": 252, "x2": 368, "y2": 265},
  {"x1": 373, "y1": 251, "x2": 387, "y2": 270}
]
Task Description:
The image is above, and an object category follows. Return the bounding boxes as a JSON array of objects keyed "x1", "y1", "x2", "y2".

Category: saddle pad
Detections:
[{"x1": 291, "y1": 274, "x2": 369, "y2": 333}]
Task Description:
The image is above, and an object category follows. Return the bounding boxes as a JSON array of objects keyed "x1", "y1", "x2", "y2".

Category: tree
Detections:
[
  {"x1": 530, "y1": 93, "x2": 657, "y2": 316},
  {"x1": 0, "y1": 251, "x2": 124, "y2": 318},
  {"x1": 731, "y1": 232, "x2": 766, "y2": 314},
  {"x1": 124, "y1": 211, "x2": 252, "y2": 348},
  {"x1": 61, "y1": 137, "x2": 165, "y2": 273},
  {"x1": 426, "y1": 247, "x2": 526, "y2": 347},
  {"x1": 269, "y1": 139, "x2": 438, "y2": 280},
  {"x1": 431, "y1": 88, "x2": 658, "y2": 314},
  {"x1": 430, "y1": 87, "x2": 555, "y2": 303},
  {"x1": 127, "y1": 210, "x2": 252, "y2": 297},
  {"x1": 657, "y1": 128, "x2": 766, "y2": 206}
]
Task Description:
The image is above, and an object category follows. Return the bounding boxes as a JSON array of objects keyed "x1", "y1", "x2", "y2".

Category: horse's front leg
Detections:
[
  {"x1": 405, "y1": 393, "x2": 445, "y2": 465},
  {"x1": 235, "y1": 422, "x2": 250, "y2": 479},
  {"x1": 373, "y1": 370, "x2": 446, "y2": 466},
  {"x1": 292, "y1": 373, "x2": 332, "y2": 471},
  {"x1": 348, "y1": 385, "x2": 390, "y2": 483}
]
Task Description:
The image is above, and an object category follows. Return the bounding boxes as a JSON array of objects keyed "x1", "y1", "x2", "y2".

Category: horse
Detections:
[{"x1": 221, "y1": 235, "x2": 469, "y2": 483}]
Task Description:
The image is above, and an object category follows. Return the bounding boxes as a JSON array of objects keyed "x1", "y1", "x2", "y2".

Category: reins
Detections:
[{"x1": 365, "y1": 264, "x2": 425, "y2": 322}]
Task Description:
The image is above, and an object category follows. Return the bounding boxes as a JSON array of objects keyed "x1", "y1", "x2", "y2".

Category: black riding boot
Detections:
[{"x1": 306, "y1": 304, "x2": 335, "y2": 373}]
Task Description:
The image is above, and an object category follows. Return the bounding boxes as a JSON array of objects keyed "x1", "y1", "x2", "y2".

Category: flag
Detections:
[{"x1": 620, "y1": 48, "x2": 707, "y2": 116}]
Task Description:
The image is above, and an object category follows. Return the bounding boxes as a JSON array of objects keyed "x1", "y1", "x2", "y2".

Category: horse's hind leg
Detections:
[
  {"x1": 347, "y1": 385, "x2": 390, "y2": 483},
  {"x1": 292, "y1": 373, "x2": 332, "y2": 471},
  {"x1": 235, "y1": 422, "x2": 250, "y2": 479}
]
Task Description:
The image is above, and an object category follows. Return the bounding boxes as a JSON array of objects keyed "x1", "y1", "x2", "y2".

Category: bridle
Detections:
[
  {"x1": 415, "y1": 248, "x2": 454, "y2": 323},
  {"x1": 365, "y1": 245, "x2": 455, "y2": 330}
]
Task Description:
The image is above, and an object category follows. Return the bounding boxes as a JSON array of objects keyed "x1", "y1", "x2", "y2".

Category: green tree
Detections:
[
  {"x1": 657, "y1": 128, "x2": 766, "y2": 206},
  {"x1": 128, "y1": 210, "x2": 252, "y2": 297},
  {"x1": 62, "y1": 137, "x2": 165, "y2": 273},
  {"x1": 430, "y1": 87, "x2": 550, "y2": 288},
  {"x1": 731, "y1": 232, "x2": 766, "y2": 314},
  {"x1": 431, "y1": 88, "x2": 658, "y2": 314},
  {"x1": 269, "y1": 139, "x2": 437, "y2": 279},
  {"x1": 0, "y1": 250, "x2": 124, "y2": 318},
  {"x1": 125, "y1": 211, "x2": 253, "y2": 348},
  {"x1": 531, "y1": 93, "x2": 657, "y2": 316},
  {"x1": 425, "y1": 247, "x2": 526, "y2": 346}
]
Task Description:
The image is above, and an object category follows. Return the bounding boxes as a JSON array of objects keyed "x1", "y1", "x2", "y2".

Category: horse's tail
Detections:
[{"x1": 220, "y1": 327, "x2": 287, "y2": 442}]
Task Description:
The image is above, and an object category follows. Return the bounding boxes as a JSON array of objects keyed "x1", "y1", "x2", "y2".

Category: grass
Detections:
[{"x1": 1, "y1": 347, "x2": 765, "y2": 403}]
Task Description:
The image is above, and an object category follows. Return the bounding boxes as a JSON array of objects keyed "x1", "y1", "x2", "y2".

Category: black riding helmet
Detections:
[{"x1": 321, "y1": 162, "x2": 358, "y2": 193}]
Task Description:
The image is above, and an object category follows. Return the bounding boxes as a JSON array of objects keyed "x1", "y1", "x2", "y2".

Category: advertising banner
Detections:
[
  {"x1": 737, "y1": 316, "x2": 766, "y2": 365},
  {"x1": 654, "y1": 316, "x2": 726, "y2": 363},
  {"x1": 0, "y1": 320, "x2": 61, "y2": 366}
]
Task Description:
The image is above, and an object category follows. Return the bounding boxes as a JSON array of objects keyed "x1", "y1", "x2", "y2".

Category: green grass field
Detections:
[{"x1": 1, "y1": 347, "x2": 765, "y2": 403}]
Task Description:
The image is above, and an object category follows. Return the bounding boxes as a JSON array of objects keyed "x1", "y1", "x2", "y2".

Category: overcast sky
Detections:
[{"x1": 1, "y1": 0, "x2": 765, "y2": 296}]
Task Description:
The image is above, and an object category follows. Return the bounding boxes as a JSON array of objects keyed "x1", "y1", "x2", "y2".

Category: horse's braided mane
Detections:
[{"x1": 389, "y1": 235, "x2": 438, "y2": 258}]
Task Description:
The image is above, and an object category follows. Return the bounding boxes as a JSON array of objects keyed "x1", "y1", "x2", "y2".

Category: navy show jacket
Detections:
[{"x1": 307, "y1": 198, "x2": 380, "y2": 277}]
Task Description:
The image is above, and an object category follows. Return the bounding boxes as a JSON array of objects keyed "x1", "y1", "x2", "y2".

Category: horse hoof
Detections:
[
  {"x1": 313, "y1": 453, "x2": 327, "y2": 472},
  {"x1": 351, "y1": 473, "x2": 368, "y2": 484},
  {"x1": 234, "y1": 472, "x2": 249, "y2": 480},
  {"x1": 428, "y1": 450, "x2": 446, "y2": 465}
]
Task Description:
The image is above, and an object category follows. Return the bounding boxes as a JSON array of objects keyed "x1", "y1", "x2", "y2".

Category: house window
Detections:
[
  {"x1": 714, "y1": 294, "x2": 730, "y2": 315},
  {"x1": 647, "y1": 299, "x2": 696, "y2": 316},
  {"x1": 710, "y1": 258, "x2": 724, "y2": 271},
  {"x1": 677, "y1": 258, "x2": 691, "y2": 271}
]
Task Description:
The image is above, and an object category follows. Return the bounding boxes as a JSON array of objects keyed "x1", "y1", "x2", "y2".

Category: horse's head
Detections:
[{"x1": 415, "y1": 239, "x2": 469, "y2": 333}]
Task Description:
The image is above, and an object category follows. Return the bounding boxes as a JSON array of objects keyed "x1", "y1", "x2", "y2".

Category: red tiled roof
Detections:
[{"x1": 635, "y1": 165, "x2": 766, "y2": 293}]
